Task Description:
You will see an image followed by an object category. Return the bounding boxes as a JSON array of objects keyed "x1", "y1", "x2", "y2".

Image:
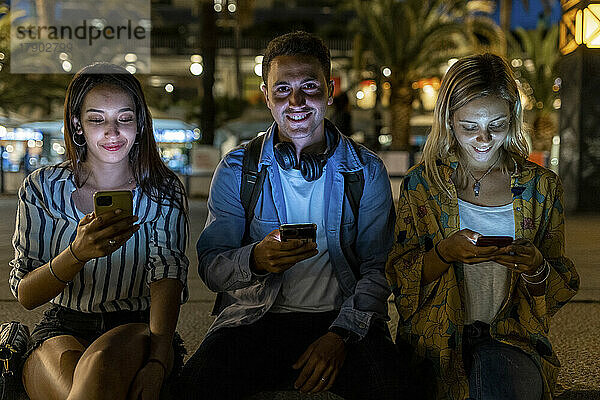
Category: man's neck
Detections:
[{"x1": 278, "y1": 122, "x2": 327, "y2": 158}]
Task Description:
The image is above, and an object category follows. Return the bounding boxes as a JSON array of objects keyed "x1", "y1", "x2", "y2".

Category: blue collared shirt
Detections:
[{"x1": 197, "y1": 121, "x2": 395, "y2": 340}]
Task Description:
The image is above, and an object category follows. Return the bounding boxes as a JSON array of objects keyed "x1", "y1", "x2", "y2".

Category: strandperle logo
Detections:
[
  {"x1": 15, "y1": 20, "x2": 147, "y2": 46},
  {"x1": 10, "y1": 0, "x2": 150, "y2": 74}
]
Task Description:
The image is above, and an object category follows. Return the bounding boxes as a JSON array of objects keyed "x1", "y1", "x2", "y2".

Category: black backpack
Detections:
[{"x1": 211, "y1": 134, "x2": 365, "y2": 315}]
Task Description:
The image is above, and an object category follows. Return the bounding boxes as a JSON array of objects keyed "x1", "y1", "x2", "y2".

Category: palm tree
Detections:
[
  {"x1": 351, "y1": 0, "x2": 504, "y2": 150},
  {"x1": 508, "y1": 22, "x2": 560, "y2": 151},
  {"x1": 199, "y1": 0, "x2": 217, "y2": 146},
  {"x1": 0, "y1": 13, "x2": 70, "y2": 118},
  {"x1": 499, "y1": 0, "x2": 526, "y2": 32}
]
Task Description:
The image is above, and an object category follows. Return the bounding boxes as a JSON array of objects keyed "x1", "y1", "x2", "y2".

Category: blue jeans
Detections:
[{"x1": 463, "y1": 322, "x2": 543, "y2": 400}]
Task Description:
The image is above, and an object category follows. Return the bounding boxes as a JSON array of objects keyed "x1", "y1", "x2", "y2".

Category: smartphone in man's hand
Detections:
[{"x1": 280, "y1": 223, "x2": 317, "y2": 243}]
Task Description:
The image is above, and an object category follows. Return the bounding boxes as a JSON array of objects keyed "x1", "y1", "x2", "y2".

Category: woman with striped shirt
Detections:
[{"x1": 9, "y1": 63, "x2": 189, "y2": 400}]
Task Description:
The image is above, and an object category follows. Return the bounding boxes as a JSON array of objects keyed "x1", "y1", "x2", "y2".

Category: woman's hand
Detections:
[
  {"x1": 437, "y1": 229, "x2": 501, "y2": 265},
  {"x1": 492, "y1": 238, "x2": 544, "y2": 275},
  {"x1": 71, "y1": 209, "x2": 139, "y2": 262},
  {"x1": 128, "y1": 361, "x2": 165, "y2": 400}
]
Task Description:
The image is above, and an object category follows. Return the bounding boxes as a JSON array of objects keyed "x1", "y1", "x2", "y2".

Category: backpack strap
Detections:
[
  {"x1": 240, "y1": 135, "x2": 267, "y2": 242},
  {"x1": 343, "y1": 136, "x2": 365, "y2": 222},
  {"x1": 341, "y1": 169, "x2": 364, "y2": 281},
  {"x1": 341, "y1": 137, "x2": 365, "y2": 280},
  {"x1": 343, "y1": 170, "x2": 364, "y2": 223},
  {"x1": 212, "y1": 135, "x2": 266, "y2": 316}
]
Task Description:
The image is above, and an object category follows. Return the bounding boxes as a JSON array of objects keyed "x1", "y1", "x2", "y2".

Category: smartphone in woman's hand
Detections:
[
  {"x1": 475, "y1": 236, "x2": 513, "y2": 247},
  {"x1": 93, "y1": 190, "x2": 133, "y2": 218}
]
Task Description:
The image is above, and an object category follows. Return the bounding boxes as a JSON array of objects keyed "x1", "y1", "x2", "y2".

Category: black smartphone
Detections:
[
  {"x1": 280, "y1": 223, "x2": 317, "y2": 243},
  {"x1": 475, "y1": 235, "x2": 513, "y2": 247}
]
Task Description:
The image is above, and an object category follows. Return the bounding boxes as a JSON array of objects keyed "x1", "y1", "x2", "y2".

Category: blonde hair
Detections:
[{"x1": 421, "y1": 53, "x2": 529, "y2": 197}]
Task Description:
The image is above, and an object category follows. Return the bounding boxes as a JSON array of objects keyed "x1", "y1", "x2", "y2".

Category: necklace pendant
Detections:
[{"x1": 473, "y1": 181, "x2": 481, "y2": 197}]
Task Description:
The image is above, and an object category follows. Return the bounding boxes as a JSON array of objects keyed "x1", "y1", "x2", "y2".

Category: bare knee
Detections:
[
  {"x1": 23, "y1": 336, "x2": 85, "y2": 400},
  {"x1": 68, "y1": 323, "x2": 150, "y2": 400},
  {"x1": 104, "y1": 322, "x2": 148, "y2": 345},
  {"x1": 89, "y1": 322, "x2": 147, "y2": 353}
]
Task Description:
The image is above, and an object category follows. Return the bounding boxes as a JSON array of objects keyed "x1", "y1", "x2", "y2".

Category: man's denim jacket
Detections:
[{"x1": 197, "y1": 120, "x2": 395, "y2": 340}]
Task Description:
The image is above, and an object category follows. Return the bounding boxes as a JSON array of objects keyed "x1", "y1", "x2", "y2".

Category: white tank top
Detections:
[{"x1": 458, "y1": 198, "x2": 514, "y2": 324}]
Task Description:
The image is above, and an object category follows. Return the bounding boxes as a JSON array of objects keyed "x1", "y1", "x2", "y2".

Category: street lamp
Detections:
[
  {"x1": 558, "y1": 0, "x2": 600, "y2": 212},
  {"x1": 560, "y1": 1, "x2": 600, "y2": 54}
]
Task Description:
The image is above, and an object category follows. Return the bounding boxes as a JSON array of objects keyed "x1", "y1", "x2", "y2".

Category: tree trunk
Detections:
[
  {"x1": 390, "y1": 80, "x2": 413, "y2": 151},
  {"x1": 234, "y1": 22, "x2": 242, "y2": 100},
  {"x1": 532, "y1": 113, "x2": 555, "y2": 152},
  {"x1": 500, "y1": 0, "x2": 512, "y2": 33},
  {"x1": 35, "y1": 0, "x2": 53, "y2": 26},
  {"x1": 200, "y1": 1, "x2": 216, "y2": 145}
]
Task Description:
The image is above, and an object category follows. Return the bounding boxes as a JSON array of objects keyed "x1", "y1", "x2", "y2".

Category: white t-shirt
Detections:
[
  {"x1": 458, "y1": 198, "x2": 514, "y2": 324},
  {"x1": 270, "y1": 164, "x2": 343, "y2": 313}
]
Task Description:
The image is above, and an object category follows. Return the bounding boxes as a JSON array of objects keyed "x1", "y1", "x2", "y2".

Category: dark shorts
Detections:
[{"x1": 28, "y1": 305, "x2": 186, "y2": 377}]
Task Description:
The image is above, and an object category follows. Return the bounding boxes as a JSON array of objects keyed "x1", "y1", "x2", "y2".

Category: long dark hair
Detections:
[{"x1": 63, "y1": 63, "x2": 188, "y2": 215}]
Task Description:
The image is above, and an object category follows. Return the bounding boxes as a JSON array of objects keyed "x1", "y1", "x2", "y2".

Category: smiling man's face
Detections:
[{"x1": 261, "y1": 55, "x2": 333, "y2": 146}]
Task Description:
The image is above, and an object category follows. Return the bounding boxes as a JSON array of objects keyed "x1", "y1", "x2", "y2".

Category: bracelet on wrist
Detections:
[
  {"x1": 146, "y1": 358, "x2": 167, "y2": 375},
  {"x1": 521, "y1": 261, "x2": 546, "y2": 279},
  {"x1": 520, "y1": 261, "x2": 550, "y2": 285},
  {"x1": 48, "y1": 258, "x2": 72, "y2": 286},
  {"x1": 69, "y1": 242, "x2": 85, "y2": 264},
  {"x1": 434, "y1": 242, "x2": 451, "y2": 265}
]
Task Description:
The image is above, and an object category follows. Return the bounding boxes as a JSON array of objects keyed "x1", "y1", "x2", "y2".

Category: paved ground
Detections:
[{"x1": 1, "y1": 196, "x2": 599, "y2": 399}]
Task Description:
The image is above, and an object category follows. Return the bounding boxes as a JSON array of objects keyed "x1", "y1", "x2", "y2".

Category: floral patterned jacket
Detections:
[{"x1": 385, "y1": 154, "x2": 579, "y2": 400}]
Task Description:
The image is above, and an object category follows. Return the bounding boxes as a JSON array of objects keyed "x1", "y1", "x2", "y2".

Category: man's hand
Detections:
[
  {"x1": 252, "y1": 229, "x2": 318, "y2": 273},
  {"x1": 292, "y1": 332, "x2": 346, "y2": 393}
]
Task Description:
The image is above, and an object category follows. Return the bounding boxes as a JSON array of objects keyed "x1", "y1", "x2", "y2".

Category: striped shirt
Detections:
[{"x1": 9, "y1": 162, "x2": 189, "y2": 313}]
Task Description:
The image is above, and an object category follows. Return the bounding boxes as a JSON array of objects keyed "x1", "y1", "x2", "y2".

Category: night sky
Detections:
[
  {"x1": 491, "y1": 0, "x2": 562, "y2": 29},
  {"x1": 0, "y1": 1, "x2": 566, "y2": 31}
]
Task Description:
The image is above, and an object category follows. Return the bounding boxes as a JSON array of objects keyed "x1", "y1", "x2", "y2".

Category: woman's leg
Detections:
[
  {"x1": 468, "y1": 341, "x2": 543, "y2": 400},
  {"x1": 67, "y1": 322, "x2": 150, "y2": 400},
  {"x1": 22, "y1": 335, "x2": 87, "y2": 400}
]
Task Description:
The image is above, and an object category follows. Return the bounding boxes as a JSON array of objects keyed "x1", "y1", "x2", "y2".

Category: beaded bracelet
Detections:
[
  {"x1": 48, "y1": 258, "x2": 72, "y2": 285},
  {"x1": 521, "y1": 261, "x2": 546, "y2": 279},
  {"x1": 520, "y1": 261, "x2": 550, "y2": 285}
]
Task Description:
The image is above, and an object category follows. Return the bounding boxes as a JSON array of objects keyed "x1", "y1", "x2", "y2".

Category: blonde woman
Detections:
[{"x1": 386, "y1": 54, "x2": 578, "y2": 400}]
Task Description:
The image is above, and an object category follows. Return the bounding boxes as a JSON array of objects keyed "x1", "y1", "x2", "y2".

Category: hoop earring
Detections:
[{"x1": 72, "y1": 133, "x2": 86, "y2": 147}]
